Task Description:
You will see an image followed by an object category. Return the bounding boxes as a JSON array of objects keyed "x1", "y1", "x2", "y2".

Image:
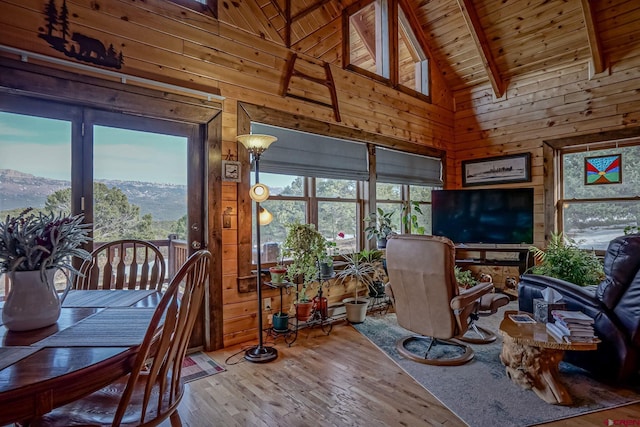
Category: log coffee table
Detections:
[{"x1": 498, "y1": 310, "x2": 598, "y2": 405}]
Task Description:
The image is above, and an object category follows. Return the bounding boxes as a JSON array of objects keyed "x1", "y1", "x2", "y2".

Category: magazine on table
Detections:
[
  {"x1": 551, "y1": 310, "x2": 594, "y2": 324},
  {"x1": 509, "y1": 313, "x2": 536, "y2": 324},
  {"x1": 546, "y1": 322, "x2": 598, "y2": 343},
  {"x1": 553, "y1": 321, "x2": 595, "y2": 337}
]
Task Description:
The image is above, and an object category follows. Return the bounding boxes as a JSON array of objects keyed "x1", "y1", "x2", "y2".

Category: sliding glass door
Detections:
[{"x1": 0, "y1": 95, "x2": 205, "y2": 298}]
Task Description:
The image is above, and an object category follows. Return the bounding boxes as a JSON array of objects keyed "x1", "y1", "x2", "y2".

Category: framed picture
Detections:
[
  {"x1": 584, "y1": 154, "x2": 622, "y2": 185},
  {"x1": 462, "y1": 153, "x2": 531, "y2": 187},
  {"x1": 222, "y1": 160, "x2": 241, "y2": 182}
]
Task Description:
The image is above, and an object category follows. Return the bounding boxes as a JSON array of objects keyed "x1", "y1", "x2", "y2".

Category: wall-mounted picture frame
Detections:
[
  {"x1": 462, "y1": 153, "x2": 531, "y2": 187},
  {"x1": 222, "y1": 160, "x2": 241, "y2": 182},
  {"x1": 584, "y1": 154, "x2": 622, "y2": 185}
]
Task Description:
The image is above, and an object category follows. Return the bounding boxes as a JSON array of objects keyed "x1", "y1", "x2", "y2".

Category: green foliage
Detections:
[
  {"x1": 0, "y1": 208, "x2": 92, "y2": 280},
  {"x1": 454, "y1": 266, "x2": 477, "y2": 288},
  {"x1": 364, "y1": 208, "x2": 396, "y2": 241},
  {"x1": 43, "y1": 184, "x2": 182, "y2": 241},
  {"x1": 335, "y1": 249, "x2": 381, "y2": 303},
  {"x1": 529, "y1": 233, "x2": 604, "y2": 287},
  {"x1": 320, "y1": 240, "x2": 338, "y2": 266},
  {"x1": 282, "y1": 222, "x2": 328, "y2": 301},
  {"x1": 624, "y1": 225, "x2": 639, "y2": 235},
  {"x1": 401, "y1": 201, "x2": 425, "y2": 235}
]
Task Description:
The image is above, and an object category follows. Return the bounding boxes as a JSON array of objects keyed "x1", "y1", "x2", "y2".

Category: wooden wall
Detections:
[
  {"x1": 3, "y1": 0, "x2": 637, "y2": 348},
  {"x1": 0, "y1": 0, "x2": 453, "y2": 347},
  {"x1": 451, "y1": 45, "x2": 640, "y2": 249}
]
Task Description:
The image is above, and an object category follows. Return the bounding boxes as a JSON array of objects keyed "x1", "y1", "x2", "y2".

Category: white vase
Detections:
[{"x1": 2, "y1": 269, "x2": 61, "y2": 332}]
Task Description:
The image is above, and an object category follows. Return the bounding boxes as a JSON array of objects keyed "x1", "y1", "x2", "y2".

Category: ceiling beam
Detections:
[
  {"x1": 456, "y1": 0, "x2": 505, "y2": 98},
  {"x1": 580, "y1": 0, "x2": 606, "y2": 74},
  {"x1": 291, "y1": 0, "x2": 333, "y2": 22}
]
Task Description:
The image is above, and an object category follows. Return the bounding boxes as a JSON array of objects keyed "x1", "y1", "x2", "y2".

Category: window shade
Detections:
[
  {"x1": 251, "y1": 123, "x2": 369, "y2": 181},
  {"x1": 376, "y1": 147, "x2": 442, "y2": 185}
]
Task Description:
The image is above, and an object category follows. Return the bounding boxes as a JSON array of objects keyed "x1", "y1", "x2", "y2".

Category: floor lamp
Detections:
[{"x1": 237, "y1": 133, "x2": 278, "y2": 363}]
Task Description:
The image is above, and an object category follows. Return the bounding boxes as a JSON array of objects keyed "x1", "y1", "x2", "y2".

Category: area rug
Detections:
[
  {"x1": 181, "y1": 352, "x2": 225, "y2": 383},
  {"x1": 354, "y1": 303, "x2": 640, "y2": 427}
]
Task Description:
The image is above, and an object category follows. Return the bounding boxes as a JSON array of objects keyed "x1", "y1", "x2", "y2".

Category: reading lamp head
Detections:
[{"x1": 236, "y1": 134, "x2": 277, "y2": 156}]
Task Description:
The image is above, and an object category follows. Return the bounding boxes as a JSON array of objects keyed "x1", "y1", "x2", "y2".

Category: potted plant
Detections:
[
  {"x1": 401, "y1": 201, "x2": 426, "y2": 235},
  {"x1": 0, "y1": 208, "x2": 92, "y2": 331},
  {"x1": 528, "y1": 232, "x2": 604, "y2": 287},
  {"x1": 282, "y1": 222, "x2": 328, "y2": 321},
  {"x1": 358, "y1": 249, "x2": 386, "y2": 297},
  {"x1": 454, "y1": 266, "x2": 477, "y2": 289},
  {"x1": 268, "y1": 250, "x2": 287, "y2": 284},
  {"x1": 319, "y1": 240, "x2": 337, "y2": 278},
  {"x1": 364, "y1": 207, "x2": 396, "y2": 248},
  {"x1": 336, "y1": 249, "x2": 379, "y2": 323}
]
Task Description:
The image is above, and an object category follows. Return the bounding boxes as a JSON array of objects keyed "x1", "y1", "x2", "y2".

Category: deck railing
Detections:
[{"x1": 1, "y1": 236, "x2": 189, "y2": 300}]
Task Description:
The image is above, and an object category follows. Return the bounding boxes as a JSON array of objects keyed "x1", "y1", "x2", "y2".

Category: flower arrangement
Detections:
[{"x1": 0, "y1": 208, "x2": 92, "y2": 282}]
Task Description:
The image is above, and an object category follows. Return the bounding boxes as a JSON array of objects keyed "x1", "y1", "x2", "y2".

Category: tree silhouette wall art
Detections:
[{"x1": 38, "y1": 0, "x2": 123, "y2": 69}]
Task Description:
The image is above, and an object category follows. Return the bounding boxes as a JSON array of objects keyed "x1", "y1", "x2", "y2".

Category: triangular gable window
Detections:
[{"x1": 344, "y1": 0, "x2": 430, "y2": 101}]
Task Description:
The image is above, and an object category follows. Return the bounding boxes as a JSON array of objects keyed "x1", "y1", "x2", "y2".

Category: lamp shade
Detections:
[
  {"x1": 237, "y1": 134, "x2": 277, "y2": 155},
  {"x1": 249, "y1": 183, "x2": 270, "y2": 202},
  {"x1": 259, "y1": 207, "x2": 273, "y2": 225}
]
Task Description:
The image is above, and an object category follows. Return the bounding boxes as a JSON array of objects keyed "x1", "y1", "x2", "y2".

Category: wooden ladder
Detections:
[{"x1": 281, "y1": 53, "x2": 341, "y2": 122}]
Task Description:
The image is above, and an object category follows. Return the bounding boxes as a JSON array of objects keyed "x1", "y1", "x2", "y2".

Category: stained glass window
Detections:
[{"x1": 584, "y1": 154, "x2": 622, "y2": 185}]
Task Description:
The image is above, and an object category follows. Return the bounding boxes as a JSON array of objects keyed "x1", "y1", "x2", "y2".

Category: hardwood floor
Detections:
[{"x1": 170, "y1": 321, "x2": 640, "y2": 426}]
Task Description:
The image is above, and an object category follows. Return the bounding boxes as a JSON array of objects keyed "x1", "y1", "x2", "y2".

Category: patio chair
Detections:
[
  {"x1": 75, "y1": 239, "x2": 166, "y2": 291},
  {"x1": 30, "y1": 249, "x2": 212, "y2": 427}
]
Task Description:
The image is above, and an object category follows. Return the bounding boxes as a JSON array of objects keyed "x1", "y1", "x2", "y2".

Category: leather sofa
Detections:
[{"x1": 518, "y1": 234, "x2": 640, "y2": 383}]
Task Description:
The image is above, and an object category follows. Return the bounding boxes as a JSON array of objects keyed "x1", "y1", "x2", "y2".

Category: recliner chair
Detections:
[
  {"x1": 385, "y1": 234, "x2": 494, "y2": 365},
  {"x1": 518, "y1": 234, "x2": 640, "y2": 383}
]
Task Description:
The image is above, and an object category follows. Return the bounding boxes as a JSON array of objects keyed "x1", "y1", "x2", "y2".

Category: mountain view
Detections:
[{"x1": 0, "y1": 169, "x2": 186, "y2": 221}]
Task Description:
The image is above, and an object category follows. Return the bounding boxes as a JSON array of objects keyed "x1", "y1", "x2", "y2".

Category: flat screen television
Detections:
[{"x1": 431, "y1": 188, "x2": 534, "y2": 245}]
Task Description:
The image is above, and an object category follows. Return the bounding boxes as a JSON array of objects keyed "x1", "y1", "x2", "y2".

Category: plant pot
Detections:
[
  {"x1": 342, "y1": 297, "x2": 369, "y2": 324},
  {"x1": 377, "y1": 238, "x2": 387, "y2": 249},
  {"x1": 2, "y1": 269, "x2": 61, "y2": 331},
  {"x1": 368, "y1": 281, "x2": 386, "y2": 298},
  {"x1": 319, "y1": 262, "x2": 334, "y2": 279},
  {"x1": 269, "y1": 266, "x2": 287, "y2": 284},
  {"x1": 295, "y1": 301, "x2": 314, "y2": 321},
  {"x1": 272, "y1": 312, "x2": 289, "y2": 332},
  {"x1": 313, "y1": 295, "x2": 328, "y2": 318}
]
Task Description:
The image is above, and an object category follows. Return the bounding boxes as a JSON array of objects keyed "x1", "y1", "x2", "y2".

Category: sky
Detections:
[{"x1": 0, "y1": 112, "x2": 187, "y2": 185}]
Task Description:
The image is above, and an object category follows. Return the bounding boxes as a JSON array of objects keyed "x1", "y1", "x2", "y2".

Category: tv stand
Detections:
[{"x1": 455, "y1": 245, "x2": 533, "y2": 275}]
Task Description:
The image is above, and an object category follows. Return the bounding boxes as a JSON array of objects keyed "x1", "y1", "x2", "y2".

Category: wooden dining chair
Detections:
[
  {"x1": 31, "y1": 249, "x2": 212, "y2": 427},
  {"x1": 75, "y1": 239, "x2": 166, "y2": 291}
]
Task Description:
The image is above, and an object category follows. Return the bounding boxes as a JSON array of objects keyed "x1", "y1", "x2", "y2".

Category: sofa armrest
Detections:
[
  {"x1": 518, "y1": 273, "x2": 638, "y2": 382},
  {"x1": 518, "y1": 274, "x2": 601, "y2": 313}
]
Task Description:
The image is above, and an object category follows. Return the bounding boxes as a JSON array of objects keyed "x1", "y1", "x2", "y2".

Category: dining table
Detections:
[{"x1": 0, "y1": 289, "x2": 162, "y2": 425}]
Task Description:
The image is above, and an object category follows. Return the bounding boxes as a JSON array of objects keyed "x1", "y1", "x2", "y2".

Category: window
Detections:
[
  {"x1": 376, "y1": 183, "x2": 439, "y2": 235},
  {"x1": 345, "y1": 0, "x2": 430, "y2": 100},
  {"x1": 252, "y1": 174, "x2": 358, "y2": 263},
  {"x1": 398, "y1": 6, "x2": 429, "y2": 97},
  {"x1": 245, "y1": 122, "x2": 443, "y2": 266},
  {"x1": 347, "y1": 1, "x2": 389, "y2": 79},
  {"x1": 559, "y1": 143, "x2": 640, "y2": 250}
]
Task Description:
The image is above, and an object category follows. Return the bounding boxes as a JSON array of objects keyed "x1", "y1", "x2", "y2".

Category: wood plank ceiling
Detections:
[{"x1": 219, "y1": 0, "x2": 638, "y2": 97}]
